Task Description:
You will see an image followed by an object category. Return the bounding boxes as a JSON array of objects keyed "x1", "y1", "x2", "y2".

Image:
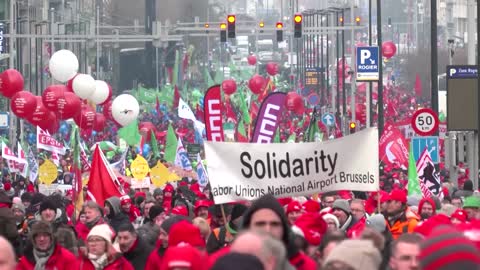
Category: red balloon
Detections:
[
  {"x1": 42, "y1": 85, "x2": 68, "y2": 111},
  {"x1": 29, "y1": 96, "x2": 50, "y2": 127},
  {"x1": 0, "y1": 69, "x2": 24, "y2": 98},
  {"x1": 65, "y1": 74, "x2": 78, "y2": 92},
  {"x1": 56, "y1": 92, "x2": 81, "y2": 120},
  {"x1": 248, "y1": 75, "x2": 266, "y2": 95},
  {"x1": 285, "y1": 92, "x2": 303, "y2": 111},
  {"x1": 74, "y1": 105, "x2": 96, "y2": 129},
  {"x1": 10, "y1": 91, "x2": 37, "y2": 118},
  {"x1": 382, "y1": 41, "x2": 397, "y2": 59},
  {"x1": 102, "y1": 100, "x2": 114, "y2": 120},
  {"x1": 266, "y1": 62, "x2": 279, "y2": 76},
  {"x1": 247, "y1": 55, "x2": 257, "y2": 65},
  {"x1": 42, "y1": 112, "x2": 59, "y2": 134},
  {"x1": 222, "y1": 79, "x2": 237, "y2": 95},
  {"x1": 93, "y1": 113, "x2": 106, "y2": 132}
]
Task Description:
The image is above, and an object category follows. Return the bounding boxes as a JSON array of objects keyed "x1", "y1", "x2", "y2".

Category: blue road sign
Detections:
[
  {"x1": 446, "y1": 65, "x2": 478, "y2": 79},
  {"x1": 0, "y1": 112, "x2": 8, "y2": 129},
  {"x1": 356, "y1": 46, "x2": 379, "y2": 81},
  {"x1": 321, "y1": 113, "x2": 335, "y2": 127},
  {"x1": 411, "y1": 136, "x2": 440, "y2": 164}
]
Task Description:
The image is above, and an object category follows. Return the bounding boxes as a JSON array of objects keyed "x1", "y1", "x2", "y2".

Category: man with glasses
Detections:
[
  {"x1": 322, "y1": 193, "x2": 336, "y2": 209},
  {"x1": 389, "y1": 233, "x2": 422, "y2": 270},
  {"x1": 350, "y1": 199, "x2": 366, "y2": 221}
]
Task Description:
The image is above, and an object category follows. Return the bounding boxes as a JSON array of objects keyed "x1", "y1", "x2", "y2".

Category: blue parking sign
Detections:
[
  {"x1": 411, "y1": 136, "x2": 440, "y2": 164},
  {"x1": 356, "y1": 46, "x2": 379, "y2": 81}
]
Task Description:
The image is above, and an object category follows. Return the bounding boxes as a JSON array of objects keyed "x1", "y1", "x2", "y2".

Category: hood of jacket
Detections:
[
  {"x1": 418, "y1": 198, "x2": 436, "y2": 216},
  {"x1": 106, "y1": 196, "x2": 122, "y2": 217}
]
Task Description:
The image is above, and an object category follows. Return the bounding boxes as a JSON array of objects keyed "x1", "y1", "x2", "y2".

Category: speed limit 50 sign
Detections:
[{"x1": 411, "y1": 108, "x2": 439, "y2": 136}]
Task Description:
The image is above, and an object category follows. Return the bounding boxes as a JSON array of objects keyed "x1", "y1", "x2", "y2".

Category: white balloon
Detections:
[
  {"x1": 72, "y1": 74, "x2": 96, "y2": 99},
  {"x1": 89, "y1": 80, "x2": 110, "y2": 104},
  {"x1": 49, "y1": 50, "x2": 79, "y2": 82},
  {"x1": 111, "y1": 94, "x2": 139, "y2": 126}
]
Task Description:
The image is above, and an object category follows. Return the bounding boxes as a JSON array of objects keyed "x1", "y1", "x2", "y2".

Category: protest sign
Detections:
[{"x1": 204, "y1": 128, "x2": 379, "y2": 204}]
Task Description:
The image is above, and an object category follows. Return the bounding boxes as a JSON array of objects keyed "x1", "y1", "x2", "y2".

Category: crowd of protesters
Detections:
[{"x1": 0, "y1": 175, "x2": 479, "y2": 270}]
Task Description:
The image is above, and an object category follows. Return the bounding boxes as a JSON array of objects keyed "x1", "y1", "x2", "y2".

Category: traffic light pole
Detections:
[
  {"x1": 367, "y1": 0, "x2": 373, "y2": 128},
  {"x1": 377, "y1": 0, "x2": 384, "y2": 137},
  {"x1": 350, "y1": 0, "x2": 356, "y2": 123}
]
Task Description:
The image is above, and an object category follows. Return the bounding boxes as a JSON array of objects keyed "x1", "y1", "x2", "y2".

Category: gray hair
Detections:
[{"x1": 235, "y1": 230, "x2": 288, "y2": 270}]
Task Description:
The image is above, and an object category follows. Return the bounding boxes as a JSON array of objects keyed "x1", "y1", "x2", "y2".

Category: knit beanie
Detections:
[
  {"x1": 303, "y1": 200, "x2": 320, "y2": 213},
  {"x1": 366, "y1": 214, "x2": 386, "y2": 233},
  {"x1": 294, "y1": 212, "x2": 327, "y2": 246},
  {"x1": 161, "y1": 244, "x2": 206, "y2": 270},
  {"x1": 322, "y1": 213, "x2": 340, "y2": 229},
  {"x1": 168, "y1": 220, "x2": 205, "y2": 248},
  {"x1": 242, "y1": 194, "x2": 290, "y2": 245},
  {"x1": 161, "y1": 215, "x2": 191, "y2": 233},
  {"x1": 12, "y1": 202, "x2": 25, "y2": 214},
  {"x1": 30, "y1": 221, "x2": 54, "y2": 240},
  {"x1": 171, "y1": 205, "x2": 189, "y2": 216},
  {"x1": 230, "y1": 203, "x2": 248, "y2": 221},
  {"x1": 153, "y1": 188, "x2": 163, "y2": 197},
  {"x1": 419, "y1": 225, "x2": 480, "y2": 270},
  {"x1": 88, "y1": 224, "x2": 114, "y2": 245},
  {"x1": 211, "y1": 252, "x2": 265, "y2": 270},
  {"x1": 149, "y1": 205, "x2": 164, "y2": 221},
  {"x1": 463, "y1": 196, "x2": 480, "y2": 209},
  {"x1": 323, "y1": 240, "x2": 382, "y2": 270},
  {"x1": 286, "y1": 201, "x2": 302, "y2": 215},
  {"x1": 451, "y1": 209, "x2": 468, "y2": 223},
  {"x1": 332, "y1": 199, "x2": 351, "y2": 215},
  {"x1": 39, "y1": 200, "x2": 57, "y2": 213}
]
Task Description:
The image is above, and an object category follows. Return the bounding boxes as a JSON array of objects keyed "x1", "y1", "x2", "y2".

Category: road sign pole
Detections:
[{"x1": 350, "y1": 0, "x2": 356, "y2": 123}]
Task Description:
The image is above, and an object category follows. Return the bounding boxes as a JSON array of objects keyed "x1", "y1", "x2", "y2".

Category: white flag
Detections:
[
  {"x1": 16, "y1": 143, "x2": 28, "y2": 178},
  {"x1": 196, "y1": 153, "x2": 209, "y2": 188},
  {"x1": 174, "y1": 138, "x2": 192, "y2": 171},
  {"x1": 178, "y1": 98, "x2": 196, "y2": 121},
  {"x1": 27, "y1": 149, "x2": 38, "y2": 183}
]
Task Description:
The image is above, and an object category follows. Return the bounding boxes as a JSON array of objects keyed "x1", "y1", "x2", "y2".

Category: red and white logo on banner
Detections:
[
  {"x1": 37, "y1": 127, "x2": 66, "y2": 155},
  {"x1": 204, "y1": 85, "x2": 225, "y2": 142},
  {"x1": 379, "y1": 123, "x2": 409, "y2": 169},
  {"x1": 2, "y1": 143, "x2": 27, "y2": 175}
]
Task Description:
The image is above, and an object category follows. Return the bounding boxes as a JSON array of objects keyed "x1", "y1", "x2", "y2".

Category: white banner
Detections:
[
  {"x1": 37, "y1": 127, "x2": 66, "y2": 155},
  {"x1": 205, "y1": 128, "x2": 380, "y2": 204}
]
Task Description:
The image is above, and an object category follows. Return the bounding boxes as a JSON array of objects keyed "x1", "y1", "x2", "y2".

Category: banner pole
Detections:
[{"x1": 220, "y1": 204, "x2": 228, "y2": 226}]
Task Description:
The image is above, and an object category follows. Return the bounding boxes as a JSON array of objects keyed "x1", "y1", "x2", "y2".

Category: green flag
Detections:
[
  {"x1": 274, "y1": 129, "x2": 280, "y2": 143},
  {"x1": 408, "y1": 144, "x2": 422, "y2": 196},
  {"x1": 172, "y1": 50, "x2": 180, "y2": 86},
  {"x1": 118, "y1": 120, "x2": 141, "y2": 146},
  {"x1": 204, "y1": 69, "x2": 215, "y2": 87},
  {"x1": 287, "y1": 133, "x2": 296, "y2": 143},
  {"x1": 237, "y1": 88, "x2": 251, "y2": 125},
  {"x1": 151, "y1": 130, "x2": 160, "y2": 158},
  {"x1": 164, "y1": 123, "x2": 178, "y2": 163}
]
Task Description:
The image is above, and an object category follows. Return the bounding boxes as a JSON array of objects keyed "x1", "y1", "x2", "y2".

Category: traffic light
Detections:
[
  {"x1": 294, "y1": 14, "x2": 302, "y2": 38},
  {"x1": 259, "y1": 20, "x2": 265, "y2": 33},
  {"x1": 349, "y1": 121, "x2": 357, "y2": 134},
  {"x1": 388, "y1": 17, "x2": 392, "y2": 28},
  {"x1": 204, "y1": 23, "x2": 210, "y2": 33},
  {"x1": 355, "y1": 16, "x2": 361, "y2": 26},
  {"x1": 339, "y1": 17, "x2": 344, "y2": 25},
  {"x1": 276, "y1": 22, "x2": 283, "y2": 42},
  {"x1": 220, "y1": 23, "x2": 227, "y2": 42},
  {"x1": 227, "y1": 14, "x2": 236, "y2": 38}
]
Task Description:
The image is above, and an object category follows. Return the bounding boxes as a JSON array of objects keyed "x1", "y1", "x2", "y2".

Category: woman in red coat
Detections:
[
  {"x1": 77, "y1": 224, "x2": 133, "y2": 270},
  {"x1": 17, "y1": 221, "x2": 78, "y2": 270}
]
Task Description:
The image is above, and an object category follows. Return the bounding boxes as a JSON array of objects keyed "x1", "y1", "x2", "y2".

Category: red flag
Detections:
[
  {"x1": 379, "y1": 123, "x2": 409, "y2": 169},
  {"x1": 87, "y1": 145, "x2": 123, "y2": 207},
  {"x1": 195, "y1": 104, "x2": 204, "y2": 123},
  {"x1": 414, "y1": 73, "x2": 422, "y2": 97},
  {"x1": 156, "y1": 96, "x2": 160, "y2": 115},
  {"x1": 249, "y1": 102, "x2": 259, "y2": 122},
  {"x1": 204, "y1": 85, "x2": 225, "y2": 142},
  {"x1": 173, "y1": 85, "x2": 181, "y2": 108}
]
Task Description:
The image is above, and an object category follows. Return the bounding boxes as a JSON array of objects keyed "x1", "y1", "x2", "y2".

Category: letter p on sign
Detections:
[{"x1": 360, "y1": 50, "x2": 371, "y2": 64}]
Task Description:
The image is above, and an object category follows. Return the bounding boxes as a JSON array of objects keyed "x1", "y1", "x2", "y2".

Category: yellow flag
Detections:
[
  {"x1": 150, "y1": 161, "x2": 169, "y2": 187},
  {"x1": 130, "y1": 155, "x2": 150, "y2": 180},
  {"x1": 39, "y1": 159, "x2": 58, "y2": 186}
]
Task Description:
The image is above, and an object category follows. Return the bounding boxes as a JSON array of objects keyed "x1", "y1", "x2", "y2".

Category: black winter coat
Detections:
[{"x1": 123, "y1": 237, "x2": 153, "y2": 270}]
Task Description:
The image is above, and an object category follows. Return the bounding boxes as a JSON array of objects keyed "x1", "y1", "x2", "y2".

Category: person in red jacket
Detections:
[
  {"x1": 418, "y1": 197, "x2": 436, "y2": 221},
  {"x1": 78, "y1": 224, "x2": 134, "y2": 270},
  {"x1": 119, "y1": 195, "x2": 141, "y2": 223},
  {"x1": 75, "y1": 201, "x2": 105, "y2": 243},
  {"x1": 17, "y1": 221, "x2": 78, "y2": 270}
]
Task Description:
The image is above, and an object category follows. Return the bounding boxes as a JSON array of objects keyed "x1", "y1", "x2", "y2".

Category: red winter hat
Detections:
[
  {"x1": 120, "y1": 195, "x2": 131, "y2": 206},
  {"x1": 415, "y1": 214, "x2": 452, "y2": 236},
  {"x1": 303, "y1": 200, "x2": 320, "y2": 213},
  {"x1": 388, "y1": 190, "x2": 407, "y2": 204},
  {"x1": 194, "y1": 200, "x2": 212, "y2": 211},
  {"x1": 286, "y1": 201, "x2": 302, "y2": 215},
  {"x1": 458, "y1": 220, "x2": 480, "y2": 250},
  {"x1": 3, "y1": 182, "x2": 11, "y2": 191},
  {"x1": 27, "y1": 183, "x2": 35, "y2": 193},
  {"x1": 294, "y1": 212, "x2": 327, "y2": 246},
  {"x1": 171, "y1": 205, "x2": 189, "y2": 216},
  {"x1": 164, "y1": 184, "x2": 175, "y2": 193},
  {"x1": 190, "y1": 183, "x2": 201, "y2": 193},
  {"x1": 134, "y1": 192, "x2": 146, "y2": 199},
  {"x1": 337, "y1": 190, "x2": 353, "y2": 200},
  {"x1": 168, "y1": 221, "x2": 206, "y2": 248},
  {"x1": 419, "y1": 225, "x2": 480, "y2": 270},
  {"x1": 161, "y1": 244, "x2": 206, "y2": 270},
  {"x1": 179, "y1": 181, "x2": 188, "y2": 187},
  {"x1": 451, "y1": 209, "x2": 468, "y2": 223},
  {"x1": 278, "y1": 197, "x2": 293, "y2": 207}
]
